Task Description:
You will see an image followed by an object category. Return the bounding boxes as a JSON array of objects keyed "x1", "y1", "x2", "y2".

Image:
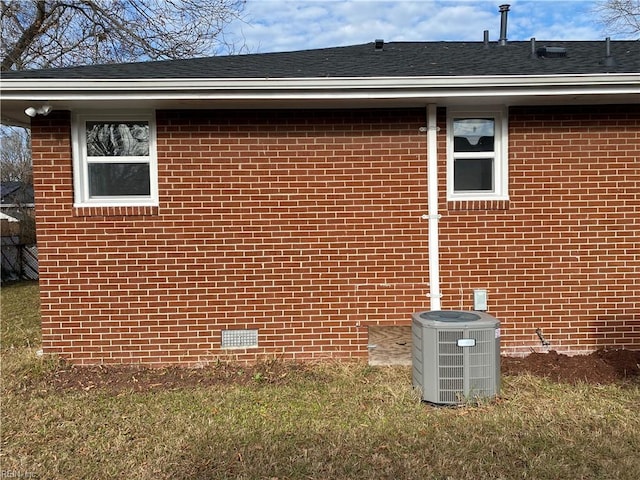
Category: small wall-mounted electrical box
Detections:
[{"x1": 473, "y1": 289, "x2": 488, "y2": 311}]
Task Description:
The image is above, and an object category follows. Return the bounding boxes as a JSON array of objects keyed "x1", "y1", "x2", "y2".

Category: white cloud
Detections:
[{"x1": 224, "y1": 0, "x2": 615, "y2": 55}]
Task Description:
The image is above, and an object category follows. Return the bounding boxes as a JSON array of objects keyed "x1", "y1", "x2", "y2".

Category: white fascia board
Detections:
[{"x1": 2, "y1": 74, "x2": 639, "y2": 100}]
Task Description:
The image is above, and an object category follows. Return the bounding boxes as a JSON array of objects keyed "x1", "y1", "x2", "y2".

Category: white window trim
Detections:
[
  {"x1": 446, "y1": 107, "x2": 509, "y2": 201},
  {"x1": 71, "y1": 112, "x2": 159, "y2": 207}
]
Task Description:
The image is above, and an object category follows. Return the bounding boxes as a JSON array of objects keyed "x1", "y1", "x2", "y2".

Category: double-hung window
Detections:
[
  {"x1": 72, "y1": 113, "x2": 158, "y2": 206},
  {"x1": 446, "y1": 108, "x2": 508, "y2": 200}
]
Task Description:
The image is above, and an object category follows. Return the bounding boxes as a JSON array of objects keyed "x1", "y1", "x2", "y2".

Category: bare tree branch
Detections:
[
  {"x1": 1, "y1": 0, "x2": 48, "y2": 70},
  {"x1": 1, "y1": 127, "x2": 32, "y2": 184},
  {"x1": 1, "y1": 0, "x2": 246, "y2": 71},
  {"x1": 1, "y1": 126, "x2": 36, "y2": 243},
  {"x1": 596, "y1": 0, "x2": 640, "y2": 36}
]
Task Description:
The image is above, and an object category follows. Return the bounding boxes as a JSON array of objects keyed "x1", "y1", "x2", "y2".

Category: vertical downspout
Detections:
[{"x1": 426, "y1": 104, "x2": 442, "y2": 310}]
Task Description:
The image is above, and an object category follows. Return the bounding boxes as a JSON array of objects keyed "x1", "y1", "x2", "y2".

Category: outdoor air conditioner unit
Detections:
[{"x1": 412, "y1": 310, "x2": 500, "y2": 405}]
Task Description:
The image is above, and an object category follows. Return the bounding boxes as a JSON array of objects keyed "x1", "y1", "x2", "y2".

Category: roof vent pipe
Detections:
[
  {"x1": 530, "y1": 37, "x2": 536, "y2": 57},
  {"x1": 603, "y1": 37, "x2": 616, "y2": 68},
  {"x1": 499, "y1": 4, "x2": 510, "y2": 46},
  {"x1": 483, "y1": 30, "x2": 490, "y2": 48}
]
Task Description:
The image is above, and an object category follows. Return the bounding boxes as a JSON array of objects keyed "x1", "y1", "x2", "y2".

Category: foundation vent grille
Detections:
[{"x1": 222, "y1": 329, "x2": 258, "y2": 349}]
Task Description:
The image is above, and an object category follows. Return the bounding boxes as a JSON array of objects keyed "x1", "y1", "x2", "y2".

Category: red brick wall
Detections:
[
  {"x1": 31, "y1": 105, "x2": 639, "y2": 365},
  {"x1": 33, "y1": 109, "x2": 429, "y2": 365},
  {"x1": 439, "y1": 105, "x2": 639, "y2": 355}
]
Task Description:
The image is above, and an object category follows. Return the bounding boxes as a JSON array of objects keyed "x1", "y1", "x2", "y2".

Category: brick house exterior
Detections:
[{"x1": 2, "y1": 40, "x2": 639, "y2": 365}]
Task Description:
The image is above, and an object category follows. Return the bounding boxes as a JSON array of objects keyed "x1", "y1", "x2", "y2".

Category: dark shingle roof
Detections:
[
  {"x1": 0, "y1": 182, "x2": 34, "y2": 205},
  {"x1": 2, "y1": 41, "x2": 639, "y2": 79}
]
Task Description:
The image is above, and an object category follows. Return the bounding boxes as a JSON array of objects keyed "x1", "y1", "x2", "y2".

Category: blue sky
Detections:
[{"x1": 223, "y1": 0, "x2": 623, "y2": 54}]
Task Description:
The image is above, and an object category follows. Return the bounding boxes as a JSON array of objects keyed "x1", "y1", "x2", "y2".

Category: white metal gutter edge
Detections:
[
  {"x1": 3, "y1": 86, "x2": 639, "y2": 102},
  {"x1": 5, "y1": 86, "x2": 640, "y2": 101},
  {"x1": 1, "y1": 73, "x2": 639, "y2": 94}
]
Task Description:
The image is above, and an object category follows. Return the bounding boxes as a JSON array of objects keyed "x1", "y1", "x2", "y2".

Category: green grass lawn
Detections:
[
  {"x1": 2, "y1": 282, "x2": 640, "y2": 479},
  {"x1": 1, "y1": 281, "x2": 41, "y2": 349}
]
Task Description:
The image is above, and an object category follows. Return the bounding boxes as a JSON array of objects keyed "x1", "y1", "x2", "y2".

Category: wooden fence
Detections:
[{"x1": 1, "y1": 235, "x2": 38, "y2": 282}]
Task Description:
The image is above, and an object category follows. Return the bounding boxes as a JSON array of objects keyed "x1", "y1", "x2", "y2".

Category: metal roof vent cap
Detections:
[
  {"x1": 498, "y1": 4, "x2": 510, "y2": 46},
  {"x1": 374, "y1": 39, "x2": 384, "y2": 51},
  {"x1": 536, "y1": 46, "x2": 567, "y2": 58}
]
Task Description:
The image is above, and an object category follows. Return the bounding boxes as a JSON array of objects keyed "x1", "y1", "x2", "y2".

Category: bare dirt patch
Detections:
[
  {"x1": 42, "y1": 360, "x2": 318, "y2": 394},
  {"x1": 36, "y1": 349, "x2": 640, "y2": 394}
]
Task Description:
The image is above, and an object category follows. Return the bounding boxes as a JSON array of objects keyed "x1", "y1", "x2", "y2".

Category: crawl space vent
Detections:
[{"x1": 221, "y1": 329, "x2": 258, "y2": 348}]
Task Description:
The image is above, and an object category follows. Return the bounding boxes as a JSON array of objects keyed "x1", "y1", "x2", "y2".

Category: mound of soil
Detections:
[
  {"x1": 31, "y1": 349, "x2": 640, "y2": 394},
  {"x1": 501, "y1": 349, "x2": 640, "y2": 385}
]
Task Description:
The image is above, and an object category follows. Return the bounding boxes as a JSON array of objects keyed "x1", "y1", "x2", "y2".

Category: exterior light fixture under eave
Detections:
[{"x1": 24, "y1": 104, "x2": 52, "y2": 117}]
